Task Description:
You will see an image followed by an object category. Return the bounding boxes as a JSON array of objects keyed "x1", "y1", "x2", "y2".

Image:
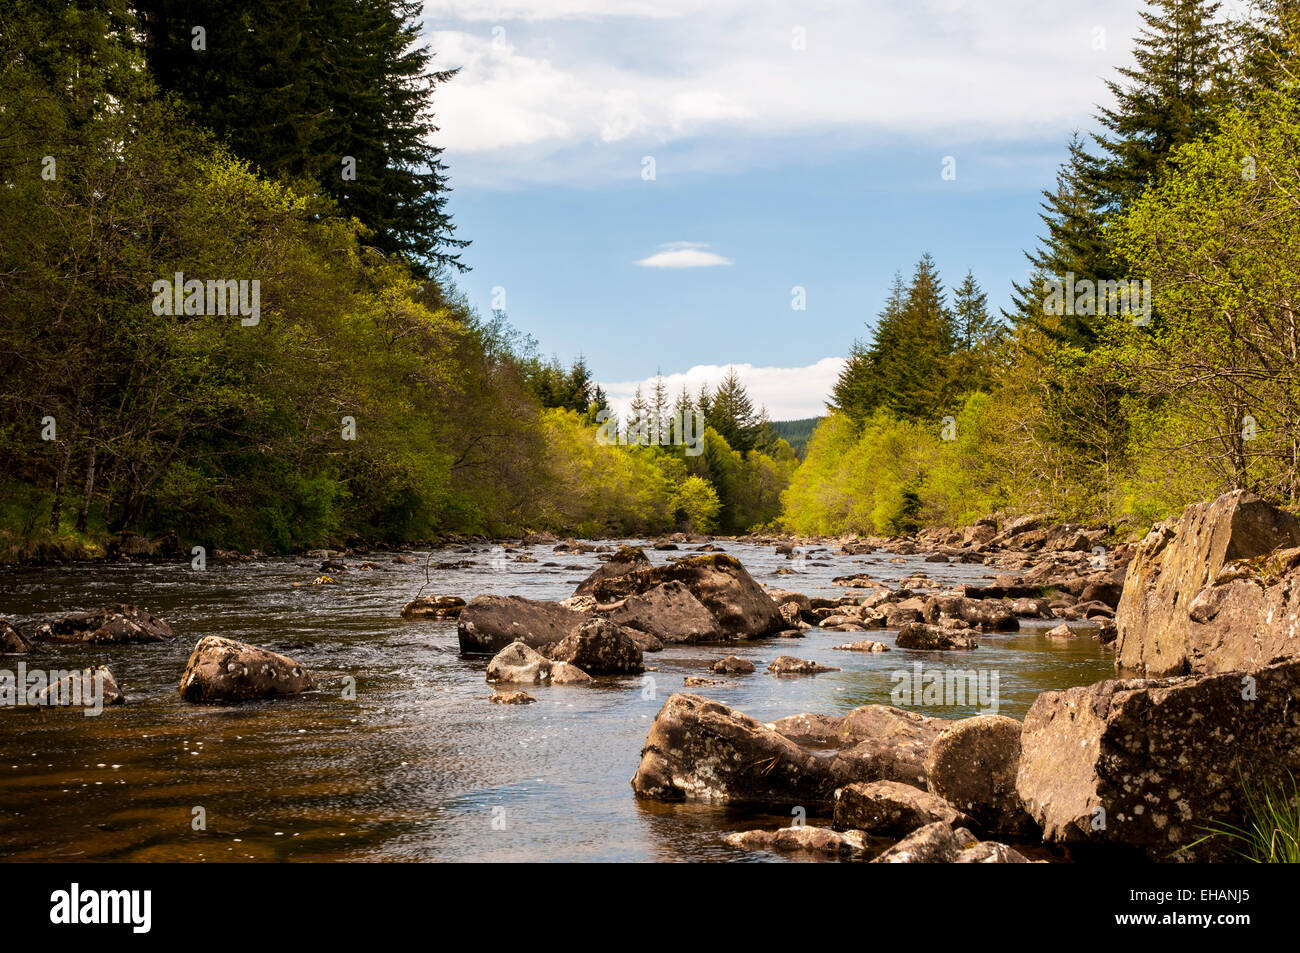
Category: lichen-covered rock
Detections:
[
  {"x1": 832, "y1": 780, "x2": 970, "y2": 836},
  {"x1": 895, "y1": 622, "x2": 978, "y2": 650},
  {"x1": 631, "y1": 694, "x2": 833, "y2": 803},
  {"x1": 767, "y1": 712, "x2": 846, "y2": 747},
  {"x1": 767, "y1": 656, "x2": 840, "y2": 676},
  {"x1": 828, "y1": 705, "x2": 949, "y2": 789},
  {"x1": 456, "y1": 594, "x2": 587, "y2": 655},
  {"x1": 1016, "y1": 658, "x2": 1300, "y2": 861},
  {"x1": 871, "y1": 822, "x2": 979, "y2": 863},
  {"x1": 400, "y1": 595, "x2": 465, "y2": 619},
  {"x1": 486, "y1": 641, "x2": 552, "y2": 684},
  {"x1": 924, "y1": 714, "x2": 1033, "y2": 836},
  {"x1": 573, "y1": 545, "x2": 651, "y2": 597},
  {"x1": 178, "y1": 636, "x2": 315, "y2": 702},
  {"x1": 710, "y1": 655, "x2": 755, "y2": 675},
  {"x1": 923, "y1": 595, "x2": 1019, "y2": 632},
  {"x1": 590, "y1": 554, "x2": 782, "y2": 639},
  {"x1": 724, "y1": 825, "x2": 867, "y2": 855},
  {"x1": 547, "y1": 619, "x2": 644, "y2": 675},
  {"x1": 600, "y1": 580, "x2": 723, "y2": 644},
  {"x1": 1115, "y1": 490, "x2": 1300, "y2": 676},
  {"x1": 35, "y1": 605, "x2": 173, "y2": 644}
]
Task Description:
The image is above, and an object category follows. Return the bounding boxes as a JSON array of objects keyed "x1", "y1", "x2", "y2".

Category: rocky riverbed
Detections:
[{"x1": 2, "y1": 491, "x2": 1295, "y2": 862}]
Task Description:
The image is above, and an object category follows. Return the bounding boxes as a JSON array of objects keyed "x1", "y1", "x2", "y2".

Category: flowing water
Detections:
[{"x1": 0, "y1": 541, "x2": 1113, "y2": 862}]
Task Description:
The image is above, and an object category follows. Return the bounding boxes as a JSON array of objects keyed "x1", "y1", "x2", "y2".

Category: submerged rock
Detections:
[
  {"x1": 490, "y1": 690, "x2": 535, "y2": 705},
  {"x1": 709, "y1": 655, "x2": 755, "y2": 675},
  {"x1": 35, "y1": 604, "x2": 174, "y2": 644},
  {"x1": 1, "y1": 620, "x2": 31, "y2": 654},
  {"x1": 831, "y1": 640, "x2": 889, "y2": 652},
  {"x1": 29, "y1": 666, "x2": 125, "y2": 707},
  {"x1": 178, "y1": 636, "x2": 315, "y2": 702},
  {"x1": 400, "y1": 595, "x2": 466, "y2": 619}
]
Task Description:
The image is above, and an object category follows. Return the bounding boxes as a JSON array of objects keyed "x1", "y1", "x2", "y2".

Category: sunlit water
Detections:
[{"x1": 0, "y1": 541, "x2": 1113, "y2": 862}]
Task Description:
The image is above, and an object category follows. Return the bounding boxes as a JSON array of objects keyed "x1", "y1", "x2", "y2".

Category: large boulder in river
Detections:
[
  {"x1": 600, "y1": 580, "x2": 723, "y2": 644},
  {"x1": 35, "y1": 604, "x2": 173, "y2": 644},
  {"x1": 573, "y1": 545, "x2": 650, "y2": 597},
  {"x1": 547, "y1": 619, "x2": 644, "y2": 675},
  {"x1": 486, "y1": 641, "x2": 553, "y2": 684},
  {"x1": 631, "y1": 693, "x2": 832, "y2": 803},
  {"x1": 457, "y1": 594, "x2": 587, "y2": 655},
  {"x1": 828, "y1": 705, "x2": 949, "y2": 790},
  {"x1": 895, "y1": 622, "x2": 978, "y2": 650},
  {"x1": 1, "y1": 620, "x2": 31, "y2": 654},
  {"x1": 1016, "y1": 657, "x2": 1300, "y2": 861},
  {"x1": 178, "y1": 636, "x2": 315, "y2": 702},
  {"x1": 591, "y1": 554, "x2": 783, "y2": 639},
  {"x1": 1115, "y1": 490, "x2": 1300, "y2": 676},
  {"x1": 924, "y1": 715, "x2": 1034, "y2": 836}
]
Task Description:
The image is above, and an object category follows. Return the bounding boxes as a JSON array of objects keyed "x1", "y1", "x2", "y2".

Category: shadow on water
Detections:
[{"x1": 0, "y1": 541, "x2": 1114, "y2": 861}]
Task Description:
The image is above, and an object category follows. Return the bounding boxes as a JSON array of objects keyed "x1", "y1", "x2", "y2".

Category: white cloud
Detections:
[
  {"x1": 424, "y1": 0, "x2": 1146, "y2": 184},
  {"x1": 601, "y1": 357, "x2": 846, "y2": 421},
  {"x1": 635, "y1": 242, "x2": 732, "y2": 268}
]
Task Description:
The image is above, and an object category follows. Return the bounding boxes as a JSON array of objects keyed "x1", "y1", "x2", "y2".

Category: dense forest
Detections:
[
  {"x1": 784, "y1": 0, "x2": 1300, "y2": 537},
  {"x1": 5, "y1": 0, "x2": 1298, "y2": 560},
  {"x1": 0, "y1": 0, "x2": 796, "y2": 559}
]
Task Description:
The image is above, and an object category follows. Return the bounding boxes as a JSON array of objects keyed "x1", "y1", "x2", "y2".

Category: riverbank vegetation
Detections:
[
  {"x1": 0, "y1": 0, "x2": 795, "y2": 559},
  {"x1": 784, "y1": 0, "x2": 1300, "y2": 536}
]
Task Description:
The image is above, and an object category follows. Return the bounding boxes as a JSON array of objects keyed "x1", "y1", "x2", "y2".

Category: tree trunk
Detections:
[{"x1": 75, "y1": 438, "x2": 96, "y2": 534}]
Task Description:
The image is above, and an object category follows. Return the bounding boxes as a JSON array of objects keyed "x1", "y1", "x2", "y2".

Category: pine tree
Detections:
[
  {"x1": 709, "y1": 368, "x2": 760, "y2": 452},
  {"x1": 950, "y1": 271, "x2": 1002, "y2": 393},
  {"x1": 135, "y1": 0, "x2": 467, "y2": 273},
  {"x1": 650, "y1": 372, "x2": 670, "y2": 446}
]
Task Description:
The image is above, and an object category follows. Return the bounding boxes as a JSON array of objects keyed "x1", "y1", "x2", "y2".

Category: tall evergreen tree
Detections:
[
  {"x1": 134, "y1": 0, "x2": 466, "y2": 272},
  {"x1": 709, "y1": 368, "x2": 761, "y2": 452}
]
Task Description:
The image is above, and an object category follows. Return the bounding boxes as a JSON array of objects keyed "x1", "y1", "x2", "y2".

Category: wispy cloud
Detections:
[
  {"x1": 602, "y1": 358, "x2": 846, "y2": 420},
  {"x1": 634, "y1": 241, "x2": 732, "y2": 268}
]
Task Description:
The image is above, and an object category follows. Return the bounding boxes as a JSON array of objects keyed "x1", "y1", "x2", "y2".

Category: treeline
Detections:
[
  {"x1": 0, "y1": 0, "x2": 791, "y2": 558},
  {"x1": 784, "y1": 0, "x2": 1300, "y2": 536}
]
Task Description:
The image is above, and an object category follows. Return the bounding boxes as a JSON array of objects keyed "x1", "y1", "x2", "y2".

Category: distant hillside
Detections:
[{"x1": 769, "y1": 417, "x2": 821, "y2": 457}]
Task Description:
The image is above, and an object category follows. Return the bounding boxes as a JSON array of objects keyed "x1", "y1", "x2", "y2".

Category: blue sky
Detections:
[{"x1": 421, "y1": 0, "x2": 1155, "y2": 418}]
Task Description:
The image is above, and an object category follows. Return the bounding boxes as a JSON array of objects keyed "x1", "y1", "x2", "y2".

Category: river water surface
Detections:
[{"x1": 0, "y1": 541, "x2": 1112, "y2": 862}]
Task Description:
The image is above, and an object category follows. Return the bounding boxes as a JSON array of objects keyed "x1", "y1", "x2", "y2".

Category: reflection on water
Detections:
[{"x1": 0, "y1": 541, "x2": 1113, "y2": 862}]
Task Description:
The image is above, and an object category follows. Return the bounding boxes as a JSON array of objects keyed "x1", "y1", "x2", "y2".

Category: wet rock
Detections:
[
  {"x1": 710, "y1": 655, "x2": 755, "y2": 675},
  {"x1": 1, "y1": 620, "x2": 31, "y2": 654},
  {"x1": 1116, "y1": 490, "x2": 1300, "y2": 676},
  {"x1": 547, "y1": 619, "x2": 644, "y2": 675},
  {"x1": 683, "y1": 676, "x2": 725, "y2": 687},
  {"x1": 35, "y1": 604, "x2": 174, "y2": 644},
  {"x1": 923, "y1": 595, "x2": 1018, "y2": 631},
  {"x1": 490, "y1": 690, "x2": 535, "y2": 705},
  {"x1": 924, "y1": 715, "x2": 1033, "y2": 836},
  {"x1": 724, "y1": 826, "x2": 867, "y2": 855},
  {"x1": 895, "y1": 622, "x2": 978, "y2": 650},
  {"x1": 1044, "y1": 623, "x2": 1078, "y2": 640},
  {"x1": 600, "y1": 580, "x2": 723, "y2": 644},
  {"x1": 590, "y1": 553, "x2": 783, "y2": 639},
  {"x1": 631, "y1": 694, "x2": 833, "y2": 803},
  {"x1": 833, "y1": 780, "x2": 970, "y2": 836},
  {"x1": 486, "y1": 641, "x2": 553, "y2": 684},
  {"x1": 955, "y1": 841, "x2": 1030, "y2": 863},
  {"x1": 620, "y1": 629, "x2": 665, "y2": 653},
  {"x1": 573, "y1": 545, "x2": 651, "y2": 597},
  {"x1": 831, "y1": 640, "x2": 889, "y2": 653},
  {"x1": 1016, "y1": 658, "x2": 1300, "y2": 861},
  {"x1": 456, "y1": 594, "x2": 587, "y2": 655},
  {"x1": 883, "y1": 604, "x2": 923, "y2": 627},
  {"x1": 178, "y1": 636, "x2": 315, "y2": 702},
  {"x1": 871, "y1": 822, "x2": 979, "y2": 863},
  {"x1": 1009, "y1": 598, "x2": 1051, "y2": 618},
  {"x1": 767, "y1": 656, "x2": 840, "y2": 676},
  {"x1": 400, "y1": 595, "x2": 466, "y2": 619},
  {"x1": 29, "y1": 666, "x2": 125, "y2": 707}
]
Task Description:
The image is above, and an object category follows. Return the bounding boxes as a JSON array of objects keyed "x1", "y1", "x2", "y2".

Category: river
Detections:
[{"x1": 0, "y1": 540, "x2": 1113, "y2": 862}]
